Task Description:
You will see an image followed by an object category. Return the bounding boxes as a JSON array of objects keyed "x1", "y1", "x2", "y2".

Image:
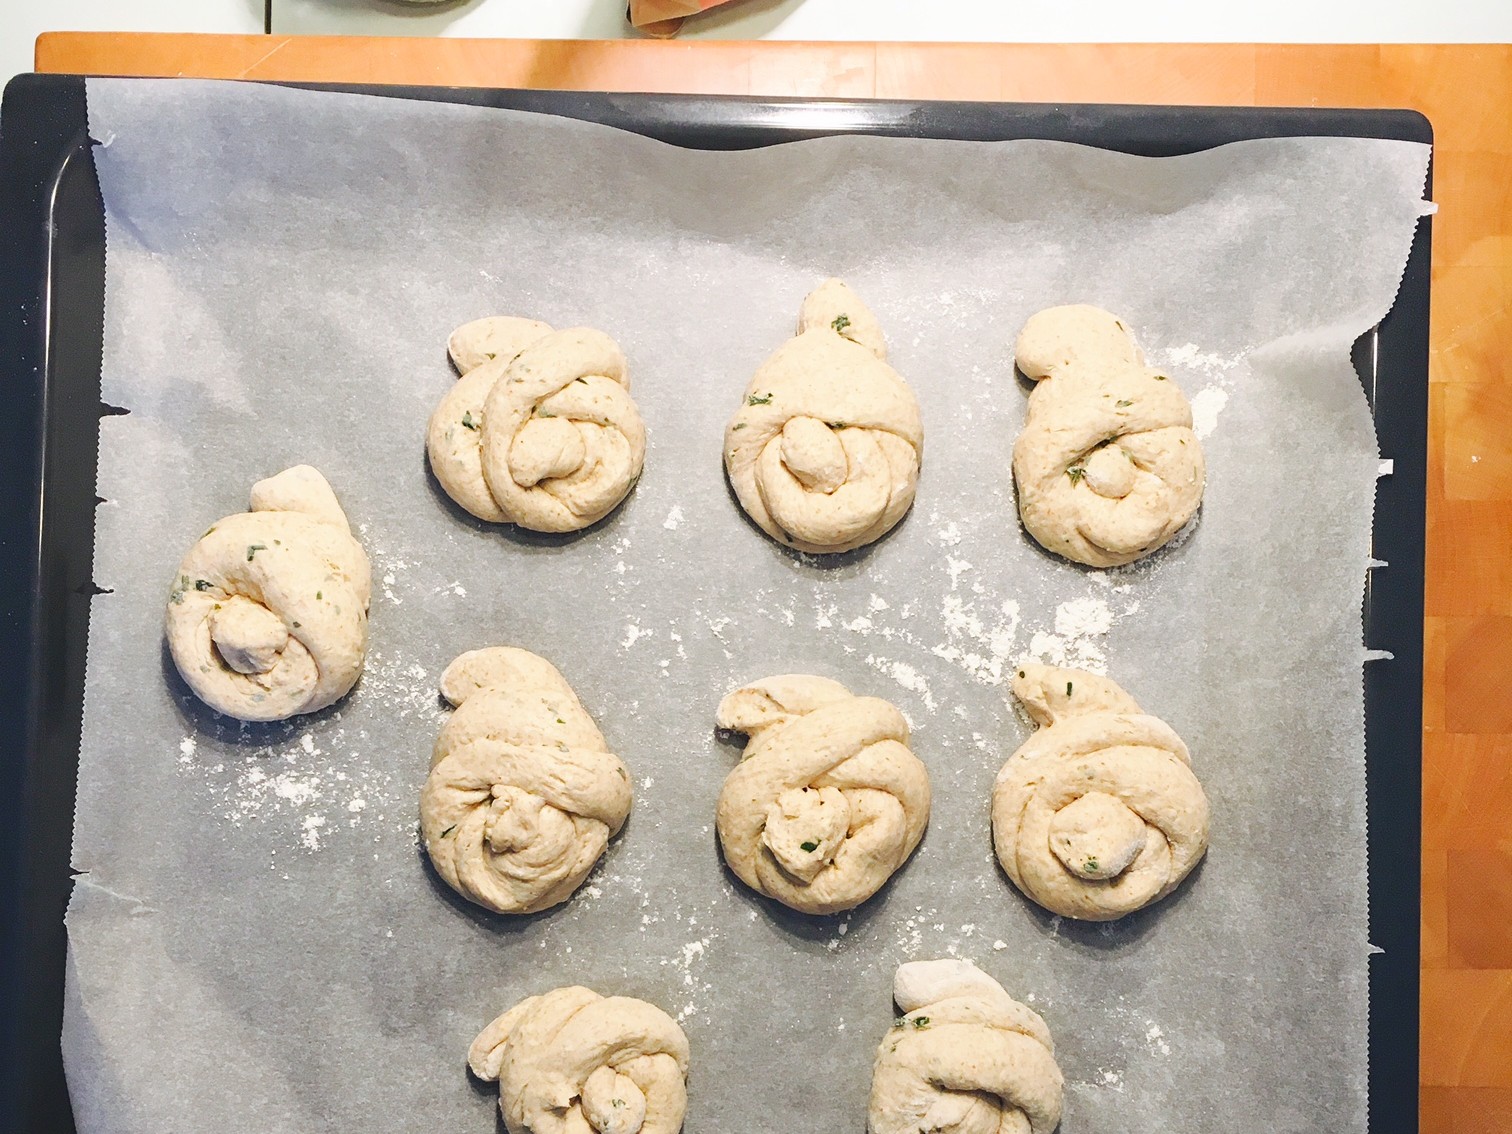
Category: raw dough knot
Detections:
[
  {"x1": 208, "y1": 595, "x2": 289, "y2": 674},
  {"x1": 992, "y1": 664, "x2": 1210, "y2": 920},
  {"x1": 725, "y1": 279, "x2": 923, "y2": 553},
  {"x1": 420, "y1": 647, "x2": 632, "y2": 914},
  {"x1": 469, "y1": 987, "x2": 689, "y2": 1134},
  {"x1": 868, "y1": 959, "x2": 1063, "y2": 1134},
  {"x1": 1011, "y1": 305, "x2": 1205, "y2": 566},
  {"x1": 164, "y1": 465, "x2": 371, "y2": 721},
  {"x1": 427, "y1": 318, "x2": 646, "y2": 533},
  {"x1": 714, "y1": 674, "x2": 930, "y2": 914}
]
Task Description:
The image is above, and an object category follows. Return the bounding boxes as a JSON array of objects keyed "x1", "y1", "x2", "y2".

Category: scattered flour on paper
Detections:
[
  {"x1": 659, "y1": 932, "x2": 717, "y2": 1023},
  {"x1": 863, "y1": 657, "x2": 936, "y2": 713},
  {"x1": 932, "y1": 594, "x2": 1020, "y2": 686},
  {"x1": 1145, "y1": 1021, "x2": 1172, "y2": 1056},
  {"x1": 1189, "y1": 387, "x2": 1229, "y2": 441},
  {"x1": 175, "y1": 557, "x2": 445, "y2": 858},
  {"x1": 890, "y1": 907, "x2": 1002, "y2": 962},
  {"x1": 1153, "y1": 341, "x2": 1242, "y2": 442},
  {"x1": 817, "y1": 520, "x2": 1146, "y2": 708},
  {"x1": 1025, "y1": 597, "x2": 1116, "y2": 674}
]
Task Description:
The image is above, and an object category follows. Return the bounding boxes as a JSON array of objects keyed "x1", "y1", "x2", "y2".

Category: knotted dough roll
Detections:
[
  {"x1": 427, "y1": 317, "x2": 646, "y2": 532},
  {"x1": 421, "y1": 647, "x2": 631, "y2": 914},
  {"x1": 724, "y1": 279, "x2": 923, "y2": 554},
  {"x1": 869, "y1": 958, "x2": 1063, "y2": 1134},
  {"x1": 714, "y1": 674, "x2": 930, "y2": 914},
  {"x1": 993, "y1": 664, "x2": 1210, "y2": 921},
  {"x1": 470, "y1": 986, "x2": 690, "y2": 1134},
  {"x1": 165, "y1": 465, "x2": 370, "y2": 722},
  {"x1": 1012, "y1": 305, "x2": 1205, "y2": 566}
]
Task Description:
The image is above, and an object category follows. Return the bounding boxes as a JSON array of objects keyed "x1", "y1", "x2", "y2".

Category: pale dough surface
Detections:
[
  {"x1": 427, "y1": 318, "x2": 646, "y2": 532},
  {"x1": 992, "y1": 664, "x2": 1210, "y2": 921},
  {"x1": 470, "y1": 986, "x2": 690, "y2": 1134},
  {"x1": 164, "y1": 465, "x2": 371, "y2": 722},
  {"x1": 869, "y1": 958, "x2": 1063, "y2": 1134},
  {"x1": 724, "y1": 279, "x2": 923, "y2": 554},
  {"x1": 1012, "y1": 305, "x2": 1205, "y2": 567},
  {"x1": 420, "y1": 647, "x2": 632, "y2": 914},
  {"x1": 714, "y1": 674, "x2": 930, "y2": 914}
]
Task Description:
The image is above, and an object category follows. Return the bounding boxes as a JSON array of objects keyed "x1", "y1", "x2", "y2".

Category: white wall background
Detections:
[{"x1": 6, "y1": 0, "x2": 1512, "y2": 91}]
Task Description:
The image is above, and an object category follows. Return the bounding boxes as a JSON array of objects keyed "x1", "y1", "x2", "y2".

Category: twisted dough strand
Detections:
[
  {"x1": 421, "y1": 648, "x2": 631, "y2": 914},
  {"x1": 164, "y1": 465, "x2": 370, "y2": 722},
  {"x1": 470, "y1": 987, "x2": 690, "y2": 1134},
  {"x1": 715, "y1": 675, "x2": 930, "y2": 914},
  {"x1": 724, "y1": 279, "x2": 923, "y2": 554},
  {"x1": 993, "y1": 664, "x2": 1210, "y2": 921},
  {"x1": 1012, "y1": 305, "x2": 1205, "y2": 566},
  {"x1": 869, "y1": 959, "x2": 1063, "y2": 1134},
  {"x1": 427, "y1": 319, "x2": 646, "y2": 532}
]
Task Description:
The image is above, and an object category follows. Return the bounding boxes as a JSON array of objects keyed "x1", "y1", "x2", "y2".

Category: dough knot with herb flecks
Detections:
[
  {"x1": 869, "y1": 959, "x2": 1063, "y2": 1134},
  {"x1": 421, "y1": 648, "x2": 631, "y2": 914},
  {"x1": 714, "y1": 674, "x2": 930, "y2": 914},
  {"x1": 164, "y1": 465, "x2": 370, "y2": 722},
  {"x1": 1012, "y1": 305, "x2": 1205, "y2": 566},
  {"x1": 427, "y1": 318, "x2": 646, "y2": 533},
  {"x1": 470, "y1": 986, "x2": 690, "y2": 1134},
  {"x1": 724, "y1": 280, "x2": 923, "y2": 554},
  {"x1": 992, "y1": 664, "x2": 1209, "y2": 921}
]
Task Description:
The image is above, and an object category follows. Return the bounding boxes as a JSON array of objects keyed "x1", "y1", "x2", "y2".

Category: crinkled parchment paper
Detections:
[{"x1": 65, "y1": 79, "x2": 1429, "y2": 1133}]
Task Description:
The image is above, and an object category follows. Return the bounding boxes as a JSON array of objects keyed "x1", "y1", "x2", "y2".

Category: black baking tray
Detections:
[{"x1": 0, "y1": 73, "x2": 1430, "y2": 1133}]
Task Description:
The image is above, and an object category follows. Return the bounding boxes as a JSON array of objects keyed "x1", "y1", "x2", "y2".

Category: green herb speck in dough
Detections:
[
  {"x1": 1066, "y1": 466, "x2": 1085, "y2": 485},
  {"x1": 484, "y1": 352, "x2": 497, "y2": 360},
  {"x1": 440, "y1": 824, "x2": 457, "y2": 839},
  {"x1": 831, "y1": 314, "x2": 851, "y2": 333},
  {"x1": 747, "y1": 393, "x2": 774, "y2": 406},
  {"x1": 202, "y1": 526, "x2": 217, "y2": 538},
  {"x1": 1085, "y1": 857, "x2": 1100, "y2": 872},
  {"x1": 611, "y1": 1099, "x2": 625, "y2": 1109},
  {"x1": 194, "y1": 579, "x2": 212, "y2": 591},
  {"x1": 537, "y1": 409, "x2": 557, "y2": 418},
  {"x1": 732, "y1": 422, "x2": 747, "y2": 431},
  {"x1": 556, "y1": 718, "x2": 565, "y2": 725},
  {"x1": 246, "y1": 544, "x2": 266, "y2": 562},
  {"x1": 800, "y1": 840, "x2": 819, "y2": 853},
  {"x1": 316, "y1": 591, "x2": 323, "y2": 601},
  {"x1": 1066, "y1": 681, "x2": 1074, "y2": 697},
  {"x1": 291, "y1": 621, "x2": 300, "y2": 628},
  {"x1": 461, "y1": 411, "x2": 479, "y2": 431},
  {"x1": 828, "y1": 422, "x2": 849, "y2": 430},
  {"x1": 1116, "y1": 399, "x2": 1133, "y2": 408},
  {"x1": 1018, "y1": 670, "x2": 1026, "y2": 679},
  {"x1": 575, "y1": 376, "x2": 588, "y2": 384},
  {"x1": 913, "y1": 1016, "x2": 930, "y2": 1029},
  {"x1": 1154, "y1": 374, "x2": 1168, "y2": 381}
]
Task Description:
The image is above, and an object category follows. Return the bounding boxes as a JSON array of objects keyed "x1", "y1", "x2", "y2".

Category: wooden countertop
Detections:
[{"x1": 32, "y1": 33, "x2": 1512, "y2": 1132}]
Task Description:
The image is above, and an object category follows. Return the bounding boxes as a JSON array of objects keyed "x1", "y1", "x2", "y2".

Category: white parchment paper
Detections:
[{"x1": 65, "y1": 78, "x2": 1430, "y2": 1134}]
